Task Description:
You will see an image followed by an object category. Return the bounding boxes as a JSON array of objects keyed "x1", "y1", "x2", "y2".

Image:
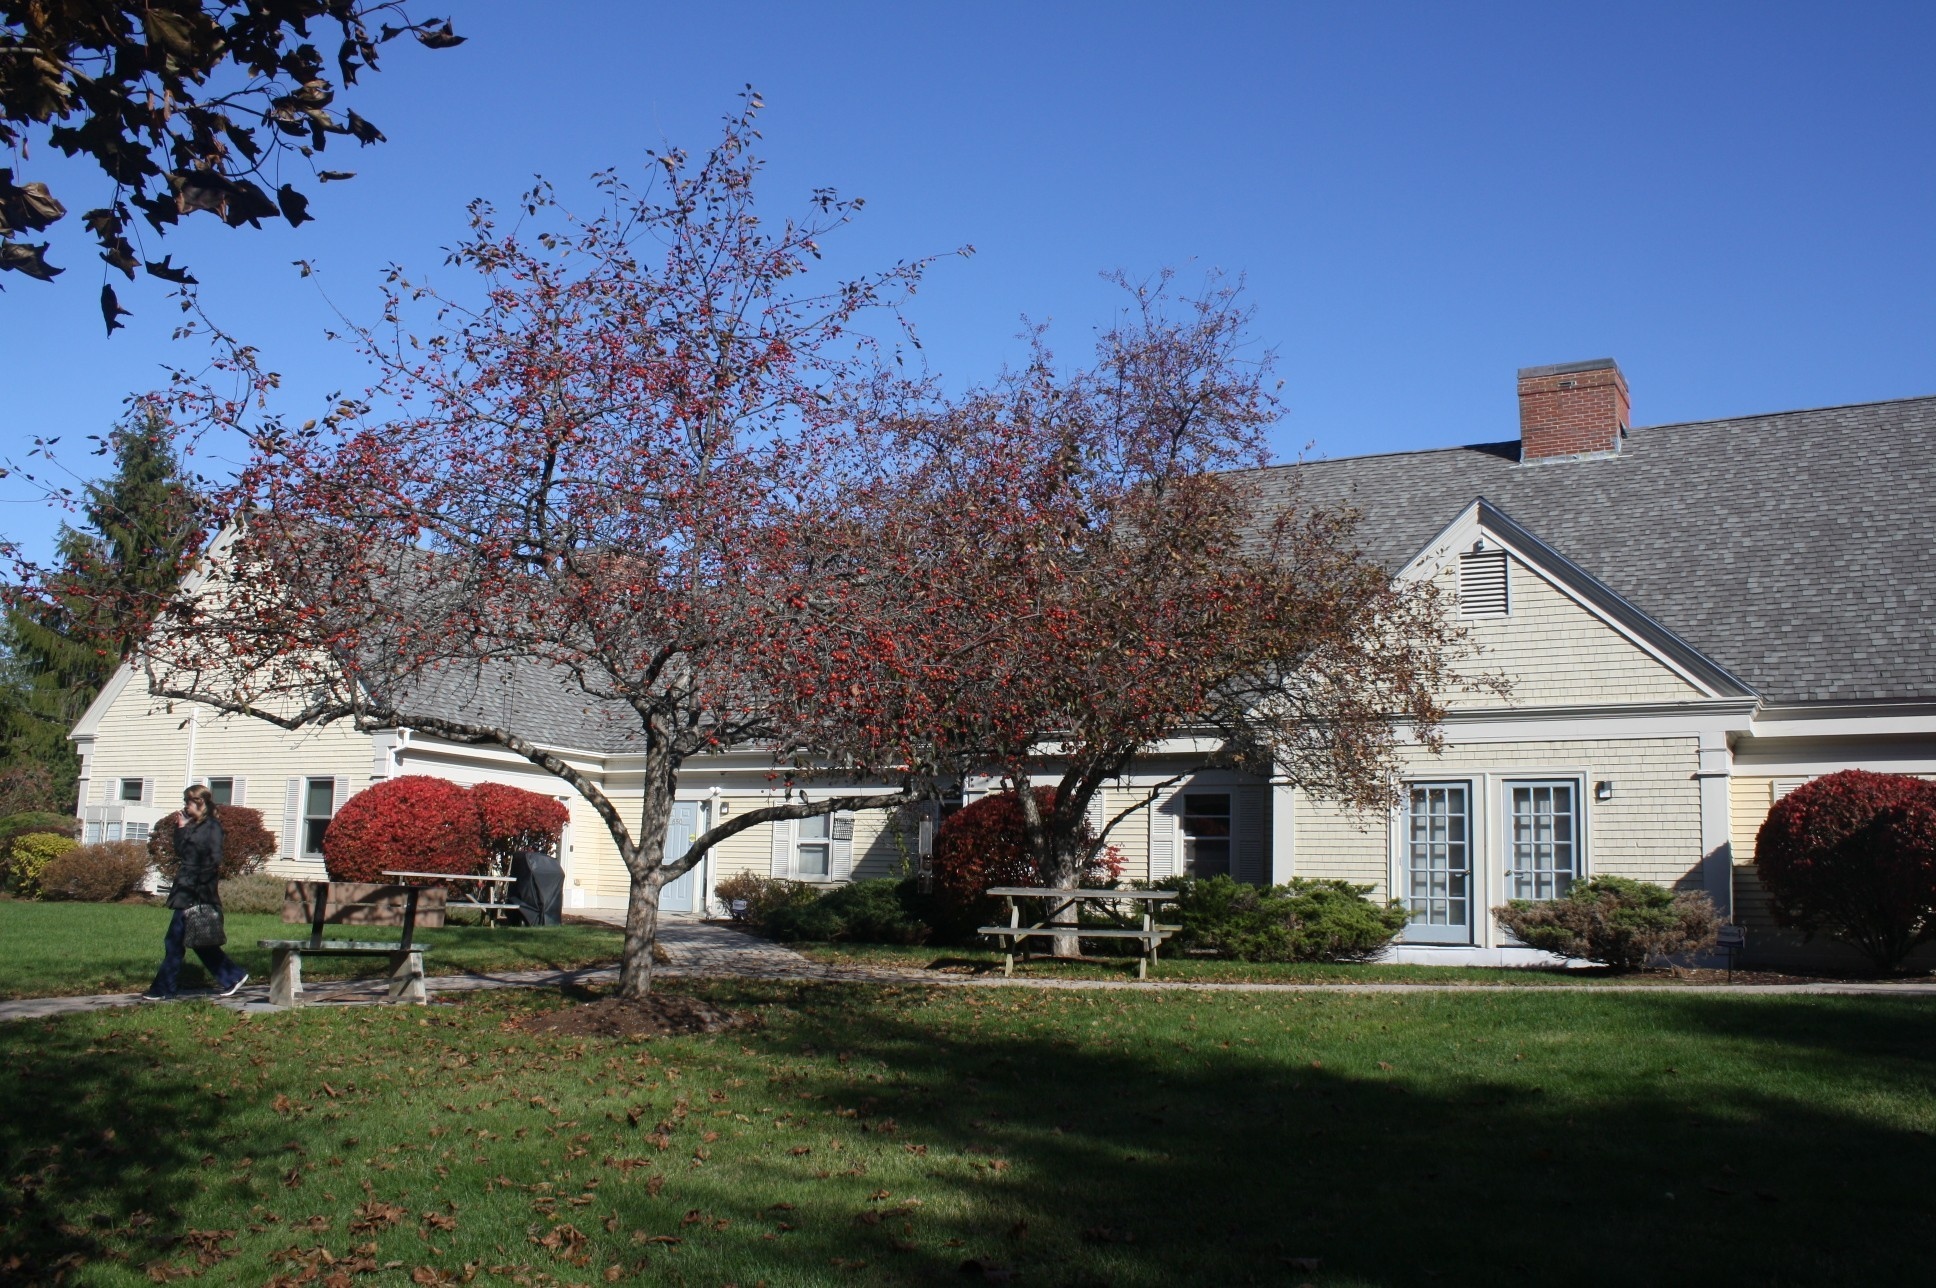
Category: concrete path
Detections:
[{"x1": 6, "y1": 917, "x2": 1936, "y2": 1024}]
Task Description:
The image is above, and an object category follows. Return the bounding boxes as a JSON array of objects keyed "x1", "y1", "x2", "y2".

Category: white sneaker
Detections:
[{"x1": 219, "y1": 973, "x2": 251, "y2": 998}]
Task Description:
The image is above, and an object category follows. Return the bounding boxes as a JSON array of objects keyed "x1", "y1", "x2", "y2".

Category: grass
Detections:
[
  {"x1": 0, "y1": 899, "x2": 625, "y2": 1000},
  {"x1": 2, "y1": 982, "x2": 1932, "y2": 1285},
  {"x1": 797, "y1": 940, "x2": 1607, "y2": 984}
]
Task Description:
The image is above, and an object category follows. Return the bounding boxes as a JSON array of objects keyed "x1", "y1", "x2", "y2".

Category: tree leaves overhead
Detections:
[{"x1": 0, "y1": 2, "x2": 464, "y2": 331}]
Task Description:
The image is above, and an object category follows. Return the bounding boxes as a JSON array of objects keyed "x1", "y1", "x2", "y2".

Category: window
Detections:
[
  {"x1": 118, "y1": 778, "x2": 143, "y2": 803},
  {"x1": 124, "y1": 821, "x2": 150, "y2": 842},
  {"x1": 1404, "y1": 784, "x2": 1471, "y2": 929},
  {"x1": 207, "y1": 777, "x2": 234, "y2": 806},
  {"x1": 303, "y1": 778, "x2": 337, "y2": 856},
  {"x1": 1458, "y1": 546, "x2": 1509, "y2": 617},
  {"x1": 104, "y1": 821, "x2": 123, "y2": 842},
  {"x1": 1505, "y1": 781, "x2": 1578, "y2": 900},
  {"x1": 1181, "y1": 793, "x2": 1232, "y2": 878},
  {"x1": 795, "y1": 813, "x2": 831, "y2": 878},
  {"x1": 84, "y1": 822, "x2": 103, "y2": 844}
]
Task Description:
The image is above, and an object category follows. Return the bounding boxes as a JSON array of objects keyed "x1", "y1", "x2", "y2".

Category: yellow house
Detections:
[{"x1": 71, "y1": 359, "x2": 1936, "y2": 968}]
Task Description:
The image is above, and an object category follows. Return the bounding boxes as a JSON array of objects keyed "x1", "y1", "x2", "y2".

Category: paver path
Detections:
[{"x1": 5, "y1": 917, "x2": 1936, "y2": 1024}]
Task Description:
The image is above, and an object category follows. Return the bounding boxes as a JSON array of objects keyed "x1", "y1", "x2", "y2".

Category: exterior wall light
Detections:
[{"x1": 1595, "y1": 780, "x2": 1614, "y2": 801}]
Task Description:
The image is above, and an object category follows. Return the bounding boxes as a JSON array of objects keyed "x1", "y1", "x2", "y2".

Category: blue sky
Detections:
[{"x1": 4, "y1": 1, "x2": 1933, "y2": 560}]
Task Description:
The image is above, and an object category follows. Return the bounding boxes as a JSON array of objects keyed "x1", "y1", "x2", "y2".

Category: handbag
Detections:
[{"x1": 183, "y1": 903, "x2": 226, "y2": 949}]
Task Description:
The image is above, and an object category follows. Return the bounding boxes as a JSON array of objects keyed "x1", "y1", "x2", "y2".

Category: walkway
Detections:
[{"x1": 5, "y1": 919, "x2": 1936, "y2": 1024}]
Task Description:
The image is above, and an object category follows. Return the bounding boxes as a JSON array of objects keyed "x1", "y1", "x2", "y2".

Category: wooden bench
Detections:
[
  {"x1": 261, "y1": 881, "x2": 448, "y2": 1007},
  {"x1": 980, "y1": 887, "x2": 1181, "y2": 979}
]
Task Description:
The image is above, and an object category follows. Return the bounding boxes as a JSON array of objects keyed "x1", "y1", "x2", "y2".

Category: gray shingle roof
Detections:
[{"x1": 1244, "y1": 394, "x2": 1936, "y2": 706}]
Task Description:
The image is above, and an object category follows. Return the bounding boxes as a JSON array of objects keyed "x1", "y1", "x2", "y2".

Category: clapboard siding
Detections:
[
  {"x1": 1291, "y1": 736, "x2": 1705, "y2": 897},
  {"x1": 1438, "y1": 554, "x2": 1705, "y2": 709}
]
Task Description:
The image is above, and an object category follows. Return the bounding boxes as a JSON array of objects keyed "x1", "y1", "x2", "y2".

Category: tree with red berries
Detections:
[
  {"x1": 777, "y1": 276, "x2": 1487, "y2": 951},
  {"x1": 119, "y1": 94, "x2": 964, "y2": 995}
]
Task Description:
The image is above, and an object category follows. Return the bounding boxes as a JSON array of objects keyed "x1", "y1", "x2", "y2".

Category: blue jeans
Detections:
[{"x1": 149, "y1": 908, "x2": 247, "y2": 997}]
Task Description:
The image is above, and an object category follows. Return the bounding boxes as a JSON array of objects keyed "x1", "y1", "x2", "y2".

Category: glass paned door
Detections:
[
  {"x1": 1507, "y1": 782, "x2": 1578, "y2": 900},
  {"x1": 660, "y1": 802, "x2": 701, "y2": 913},
  {"x1": 1404, "y1": 784, "x2": 1473, "y2": 943}
]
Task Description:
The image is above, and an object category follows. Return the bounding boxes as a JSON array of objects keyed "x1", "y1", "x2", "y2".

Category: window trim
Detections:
[
  {"x1": 301, "y1": 776, "x2": 337, "y2": 858},
  {"x1": 118, "y1": 777, "x2": 144, "y2": 803},
  {"x1": 793, "y1": 812, "x2": 833, "y2": 881}
]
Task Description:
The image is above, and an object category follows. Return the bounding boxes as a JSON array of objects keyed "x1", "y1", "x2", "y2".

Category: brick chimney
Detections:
[{"x1": 1517, "y1": 358, "x2": 1629, "y2": 462}]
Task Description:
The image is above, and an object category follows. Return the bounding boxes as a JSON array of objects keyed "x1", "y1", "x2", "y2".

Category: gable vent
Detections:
[{"x1": 1458, "y1": 546, "x2": 1510, "y2": 617}]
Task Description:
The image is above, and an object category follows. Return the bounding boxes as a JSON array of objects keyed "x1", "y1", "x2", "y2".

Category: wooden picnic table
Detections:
[
  {"x1": 980, "y1": 887, "x2": 1181, "y2": 979},
  {"x1": 382, "y1": 871, "x2": 521, "y2": 924}
]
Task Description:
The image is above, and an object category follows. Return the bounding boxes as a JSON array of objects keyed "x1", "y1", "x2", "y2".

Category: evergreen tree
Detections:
[{"x1": 0, "y1": 407, "x2": 202, "y2": 803}]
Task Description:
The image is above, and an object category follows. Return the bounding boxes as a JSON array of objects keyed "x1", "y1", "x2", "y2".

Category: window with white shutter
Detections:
[{"x1": 1458, "y1": 546, "x2": 1510, "y2": 618}]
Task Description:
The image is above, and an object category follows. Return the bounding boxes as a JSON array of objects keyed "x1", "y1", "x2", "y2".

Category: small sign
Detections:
[
  {"x1": 1717, "y1": 924, "x2": 1747, "y2": 949},
  {"x1": 831, "y1": 815, "x2": 854, "y2": 842}
]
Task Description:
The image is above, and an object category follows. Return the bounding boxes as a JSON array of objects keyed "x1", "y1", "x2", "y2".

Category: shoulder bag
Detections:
[{"x1": 183, "y1": 902, "x2": 226, "y2": 949}]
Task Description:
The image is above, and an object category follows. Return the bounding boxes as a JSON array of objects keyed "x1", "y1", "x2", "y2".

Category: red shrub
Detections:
[
  {"x1": 322, "y1": 776, "x2": 487, "y2": 884},
  {"x1": 471, "y1": 781, "x2": 570, "y2": 865},
  {"x1": 929, "y1": 789, "x2": 1114, "y2": 935},
  {"x1": 149, "y1": 805, "x2": 278, "y2": 881},
  {"x1": 1755, "y1": 769, "x2": 1936, "y2": 972}
]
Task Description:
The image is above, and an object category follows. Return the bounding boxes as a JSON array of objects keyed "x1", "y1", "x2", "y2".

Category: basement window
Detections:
[{"x1": 1458, "y1": 545, "x2": 1510, "y2": 618}]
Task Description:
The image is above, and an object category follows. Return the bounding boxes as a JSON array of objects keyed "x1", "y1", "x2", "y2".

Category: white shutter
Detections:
[
  {"x1": 1148, "y1": 787, "x2": 1179, "y2": 880},
  {"x1": 1233, "y1": 786, "x2": 1267, "y2": 885},
  {"x1": 139, "y1": 778, "x2": 155, "y2": 806},
  {"x1": 281, "y1": 778, "x2": 302, "y2": 860},
  {"x1": 190, "y1": 775, "x2": 207, "y2": 788},
  {"x1": 332, "y1": 776, "x2": 350, "y2": 814},
  {"x1": 232, "y1": 777, "x2": 247, "y2": 807},
  {"x1": 1085, "y1": 791, "x2": 1108, "y2": 843},
  {"x1": 829, "y1": 811, "x2": 855, "y2": 882},
  {"x1": 769, "y1": 815, "x2": 792, "y2": 878}
]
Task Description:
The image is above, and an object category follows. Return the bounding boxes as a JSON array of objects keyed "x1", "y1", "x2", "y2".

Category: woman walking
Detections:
[{"x1": 143, "y1": 784, "x2": 250, "y2": 1000}]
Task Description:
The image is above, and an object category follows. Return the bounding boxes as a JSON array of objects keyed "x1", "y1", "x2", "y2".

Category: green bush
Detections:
[
  {"x1": 1168, "y1": 875, "x2": 1410, "y2": 962},
  {"x1": 713, "y1": 872, "x2": 820, "y2": 929},
  {"x1": 36, "y1": 841, "x2": 152, "y2": 902},
  {"x1": 219, "y1": 872, "x2": 291, "y2": 916},
  {"x1": 766, "y1": 879, "x2": 932, "y2": 945},
  {"x1": 1493, "y1": 875, "x2": 1718, "y2": 971},
  {"x1": 0, "y1": 812, "x2": 79, "y2": 892},
  {"x1": 6, "y1": 832, "x2": 79, "y2": 898}
]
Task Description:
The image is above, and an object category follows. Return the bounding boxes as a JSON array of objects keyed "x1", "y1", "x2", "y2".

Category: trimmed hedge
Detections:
[
  {"x1": 714, "y1": 872, "x2": 820, "y2": 928},
  {"x1": 37, "y1": 841, "x2": 151, "y2": 902},
  {"x1": 765, "y1": 879, "x2": 933, "y2": 945},
  {"x1": 1494, "y1": 875, "x2": 1718, "y2": 971},
  {"x1": 5, "y1": 831, "x2": 78, "y2": 898},
  {"x1": 148, "y1": 805, "x2": 278, "y2": 881},
  {"x1": 1755, "y1": 769, "x2": 1936, "y2": 972},
  {"x1": 1168, "y1": 874, "x2": 1410, "y2": 962},
  {"x1": 323, "y1": 776, "x2": 486, "y2": 883}
]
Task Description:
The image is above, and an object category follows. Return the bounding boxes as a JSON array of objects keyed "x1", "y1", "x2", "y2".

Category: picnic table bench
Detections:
[
  {"x1": 382, "y1": 870, "x2": 520, "y2": 923},
  {"x1": 262, "y1": 881, "x2": 447, "y2": 1007},
  {"x1": 980, "y1": 887, "x2": 1181, "y2": 979}
]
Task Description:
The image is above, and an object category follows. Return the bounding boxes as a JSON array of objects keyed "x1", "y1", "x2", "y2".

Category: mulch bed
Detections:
[{"x1": 512, "y1": 993, "x2": 743, "y2": 1039}]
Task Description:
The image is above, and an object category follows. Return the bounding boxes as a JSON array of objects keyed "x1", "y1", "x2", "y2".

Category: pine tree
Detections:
[{"x1": 0, "y1": 407, "x2": 202, "y2": 804}]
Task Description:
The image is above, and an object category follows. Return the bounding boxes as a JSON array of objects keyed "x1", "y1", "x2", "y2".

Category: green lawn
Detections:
[
  {"x1": 0, "y1": 899, "x2": 625, "y2": 999},
  {"x1": 798, "y1": 940, "x2": 1607, "y2": 984},
  {"x1": 3, "y1": 982, "x2": 1931, "y2": 1285}
]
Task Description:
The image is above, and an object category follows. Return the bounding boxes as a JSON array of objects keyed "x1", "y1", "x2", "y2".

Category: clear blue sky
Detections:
[{"x1": 4, "y1": 1, "x2": 1933, "y2": 561}]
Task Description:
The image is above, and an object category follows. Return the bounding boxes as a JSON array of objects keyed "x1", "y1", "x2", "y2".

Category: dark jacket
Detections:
[{"x1": 168, "y1": 815, "x2": 225, "y2": 910}]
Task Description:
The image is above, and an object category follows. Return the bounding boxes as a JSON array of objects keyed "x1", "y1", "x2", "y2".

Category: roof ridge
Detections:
[{"x1": 1237, "y1": 391, "x2": 1936, "y2": 476}]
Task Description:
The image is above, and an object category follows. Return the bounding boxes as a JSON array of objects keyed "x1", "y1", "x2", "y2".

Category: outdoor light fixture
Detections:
[{"x1": 1595, "y1": 780, "x2": 1614, "y2": 801}]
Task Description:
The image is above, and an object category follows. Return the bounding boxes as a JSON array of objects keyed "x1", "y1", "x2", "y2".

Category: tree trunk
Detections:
[
  {"x1": 615, "y1": 752, "x2": 677, "y2": 998},
  {"x1": 618, "y1": 865, "x2": 664, "y2": 998}
]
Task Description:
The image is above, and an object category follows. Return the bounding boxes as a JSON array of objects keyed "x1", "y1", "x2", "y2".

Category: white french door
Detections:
[{"x1": 1402, "y1": 783, "x2": 1474, "y2": 944}]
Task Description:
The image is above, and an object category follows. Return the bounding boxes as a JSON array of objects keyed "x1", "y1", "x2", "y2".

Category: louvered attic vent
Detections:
[{"x1": 1458, "y1": 546, "x2": 1510, "y2": 617}]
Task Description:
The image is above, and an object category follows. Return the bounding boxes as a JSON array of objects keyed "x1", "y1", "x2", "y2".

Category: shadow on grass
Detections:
[
  {"x1": 652, "y1": 986, "x2": 1936, "y2": 1286},
  {"x1": 2, "y1": 987, "x2": 1931, "y2": 1286}
]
